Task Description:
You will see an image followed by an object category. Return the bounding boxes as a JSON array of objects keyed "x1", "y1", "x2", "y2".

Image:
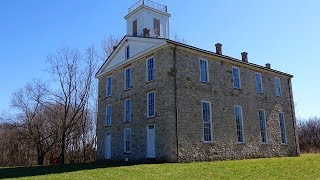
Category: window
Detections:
[
  {"x1": 125, "y1": 45, "x2": 130, "y2": 59},
  {"x1": 147, "y1": 91, "x2": 155, "y2": 118},
  {"x1": 106, "y1": 76, "x2": 112, "y2": 97},
  {"x1": 234, "y1": 106, "x2": 245, "y2": 143},
  {"x1": 202, "y1": 101, "x2": 213, "y2": 142},
  {"x1": 124, "y1": 128, "x2": 131, "y2": 153},
  {"x1": 258, "y1": 110, "x2": 268, "y2": 143},
  {"x1": 275, "y1": 77, "x2": 282, "y2": 97},
  {"x1": 255, "y1": 73, "x2": 263, "y2": 93},
  {"x1": 106, "y1": 105, "x2": 112, "y2": 126},
  {"x1": 232, "y1": 67, "x2": 241, "y2": 89},
  {"x1": 133, "y1": 19, "x2": 137, "y2": 36},
  {"x1": 146, "y1": 57, "x2": 154, "y2": 82},
  {"x1": 199, "y1": 59, "x2": 209, "y2": 82},
  {"x1": 124, "y1": 67, "x2": 132, "y2": 90},
  {"x1": 153, "y1": 18, "x2": 160, "y2": 37},
  {"x1": 124, "y1": 99, "x2": 132, "y2": 122},
  {"x1": 279, "y1": 112, "x2": 287, "y2": 144}
]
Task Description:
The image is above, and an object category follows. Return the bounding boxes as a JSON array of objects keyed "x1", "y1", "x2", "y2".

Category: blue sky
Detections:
[{"x1": 0, "y1": 0, "x2": 319, "y2": 119}]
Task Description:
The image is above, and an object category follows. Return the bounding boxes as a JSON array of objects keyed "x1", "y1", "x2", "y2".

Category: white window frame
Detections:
[
  {"x1": 106, "y1": 105, "x2": 112, "y2": 126},
  {"x1": 202, "y1": 101, "x2": 213, "y2": 143},
  {"x1": 275, "y1": 77, "x2": 282, "y2": 97},
  {"x1": 258, "y1": 109, "x2": 268, "y2": 144},
  {"x1": 234, "y1": 105, "x2": 245, "y2": 144},
  {"x1": 124, "y1": 67, "x2": 132, "y2": 90},
  {"x1": 124, "y1": 98, "x2": 132, "y2": 122},
  {"x1": 147, "y1": 91, "x2": 155, "y2": 118},
  {"x1": 199, "y1": 58, "x2": 209, "y2": 83},
  {"x1": 232, "y1": 66, "x2": 241, "y2": 89},
  {"x1": 124, "y1": 128, "x2": 131, "y2": 153},
  {"x1": 146, "y1": 57, "x2": 155, "y2": 82},
  {"x1": 278, "y1": 112, "x2": 287, "y2": 144},
  {"x1": 106, "y1": 76, "x2": 112, "y2": 97},
  {"x1": 125, "y1": 45, "x2": 130, "y2": 59},
  {"x1": 255, "y1": 72, "x2": 263, "y2": 93}
]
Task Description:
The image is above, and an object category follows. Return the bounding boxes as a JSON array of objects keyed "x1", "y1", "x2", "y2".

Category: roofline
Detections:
[
  {"x1": 165, "y1": 39, "x2": 293, "y2": 78},
  {"x1": 95, "y1": 35, "x2": 293, "y2": 78}
]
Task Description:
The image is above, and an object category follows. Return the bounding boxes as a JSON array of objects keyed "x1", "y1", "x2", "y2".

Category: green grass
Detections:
[{"x1": 1, "y1": 154, "x2": 320, "y2": 179}]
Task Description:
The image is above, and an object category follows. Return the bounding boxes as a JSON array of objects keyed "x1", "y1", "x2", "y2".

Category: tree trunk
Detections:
[
  {"x1": 60, "y1": 132, "x2": 66, "y2": 164},
  {"x1": 37, "y1": 155, "x2": 44, "y2": 165}
]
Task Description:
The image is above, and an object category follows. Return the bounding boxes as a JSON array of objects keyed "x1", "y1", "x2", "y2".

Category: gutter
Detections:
[
  {"x1": 173, "y1": 45, "x2": 179, "y2": 162},
  {"x1": 288, "y1": 78, "x2": 300, "y2": 156}
]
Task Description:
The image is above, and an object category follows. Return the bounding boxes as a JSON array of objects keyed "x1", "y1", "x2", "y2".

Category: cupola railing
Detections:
[{"x1": 128, "y1": 0, "x2": 167, "y2": 13}]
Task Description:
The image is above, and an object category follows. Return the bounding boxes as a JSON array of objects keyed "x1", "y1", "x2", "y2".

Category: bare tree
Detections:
[
  {"x1": 11, "y1": 81, "x2": 57, "y2": 165},
  {"x1": 298, "y1": 117, "x2": 320, "y2": 153},
  {"x1": 173, "y1": 33, "x2": 188, "y2": 44},
  {"x1": 46, "y1": 46, "x2": 98, "y2": 164},
  {"x1": 101, "y1": 34, "x2": 122, "y2": 60}
]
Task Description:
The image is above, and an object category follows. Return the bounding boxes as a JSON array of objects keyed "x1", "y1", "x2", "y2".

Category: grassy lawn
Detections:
[{"x1": 1, "y1": 154, "x2": 319, "y2": 179}]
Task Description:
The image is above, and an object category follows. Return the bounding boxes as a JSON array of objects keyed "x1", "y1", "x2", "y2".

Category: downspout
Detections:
[
  {"x1": 288, "y1": 77, "x2": 300, "y2": 156},
  {"x1": 173, "y1": 45, "x2": 179, "y2": 162}
]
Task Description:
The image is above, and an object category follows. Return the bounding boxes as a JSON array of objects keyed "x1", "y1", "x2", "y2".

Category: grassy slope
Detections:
[{"x1": 1, "y1": 154, "x2": 319, "y2": 179}]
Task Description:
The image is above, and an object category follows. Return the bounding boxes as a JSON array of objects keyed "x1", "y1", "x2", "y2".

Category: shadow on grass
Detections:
[{"x1": 0, "y1": 162, "x2": 137, "y2": 179}]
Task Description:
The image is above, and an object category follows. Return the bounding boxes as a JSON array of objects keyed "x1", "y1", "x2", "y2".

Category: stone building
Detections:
[{"x1": 95, "y1": 0, "x2": 299, "y2": 162}]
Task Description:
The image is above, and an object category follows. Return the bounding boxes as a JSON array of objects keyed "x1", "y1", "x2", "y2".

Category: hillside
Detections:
[{"x1": 1, "y1": 154, "x2": 319, "y2": 179}]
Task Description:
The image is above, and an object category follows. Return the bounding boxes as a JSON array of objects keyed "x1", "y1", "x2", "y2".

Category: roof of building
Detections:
[{"x1": 96, "y1": 35, "x2": 293, "y2": 78}]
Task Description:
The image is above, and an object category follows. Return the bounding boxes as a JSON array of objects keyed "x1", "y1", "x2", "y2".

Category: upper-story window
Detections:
[
  {"x1": 106, "y1": 76, "x2": 112, "y2": 97},
  {"x1": 255, "y1": 73, "x2": 263, "y2": 93},
  {"x1": 232, "y1": 67, "x2": 241, "y2": 89},
  {"x1": 153, "y1": 18, "x2": 160, "y2": 37},
  {"x1": 202, "y1": 101, "x2": 213, "y2": 142},
  {"x1": 106, "y1": 105, "x2": 112, "y2": 126},
  {"x1": 133, "y1": 19, "x2": 137, "y2": 36},
  {"x1": 278, "y1": 112, "x2": 287, "y2": 144},
  {"x1": 275, "y1": 77, "x2": 282, "y2": 97},
  {"x1": 199, "y1": 59, "x2": 209, "y2": 83},
  {"x1": 125, "y1": 45, "x2": 130, "y2": 59},
  {"x1": 124, "y1": 67, "x2": 132, "y2": 90},
  {"x1": 146, "y1": 57, "x2": 154, "y2": 82},
  {"x1": 147, "y1": 91, "x2": 155, "y2": 118},
  {"x1": 234, "y1": 105, "x2": 245, "y2": 143},
  {"x1": 124, "y1": 99, "x2": 132, "y2": 122}
]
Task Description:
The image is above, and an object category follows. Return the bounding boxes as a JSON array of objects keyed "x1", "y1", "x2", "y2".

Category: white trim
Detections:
[
  {"x1": 201, "y1": 100, "x2": 213, "y2": 143},
  {"x1": 106, "y1": 75, "x2": 112, "y2": 97},
  {"x1": 124, "y1": 98, "x2": 132, "y2": 122},
  {"x1": 275, "y1": 77, "x2": 282, "y2": 97},
  {"x1": 106, "y1": 104, "x2": 112, "y2": 126},
  {"x1": 199, "y1": 58, "x2": 209, "y2": 83},
  {"x1": 278, "y1": 112, "x2": 288, "y2": 144},
  {"x1": 124, "y1": 66, "x2": 132, "y2": 91},
  {"x1": 146, "y1": 56, "x2": 155, "y2": 82},
  {"x1": 147, "y1": 91, "x2": 156, "y2": 118},
  {"x1": 95, "y1": 37, "x2": 166, "y2": 78},
  {"x1": 124, "y1": 128, "x2": 131, "y2": 153},
  {"x1": 234, "y1": 105, "x2": 245, "y2": 144},
  {"x1": 232, "y1": 66, "x2": 241, "y2": 89},
  {"x1": 258, "y1": 109, "x2": 268, "y2": 144},
  {"x1": 255, "y1": 72, "x2": 263, "y2": 93}
]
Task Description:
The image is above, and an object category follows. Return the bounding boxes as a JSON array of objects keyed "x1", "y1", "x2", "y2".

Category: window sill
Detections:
[
  {"x1": 233, "y1": 87, "x2": 241, "y2": 90},
  {"x1": 200, "y1": 81, "x2": 210, "y2": 84},
  {"x1": 106, "y1": 95, "x2": 112, "y2": 98},
  {"x1": 281, "y1": 143, "x2": 288, "y2": 146},
  {"x1": 146, "y1": 80, "x2": 154, "y2": 84},
  {"x1": 124, "y1": 88, "x2": 132, "y2": 92},
  {"x1": 147, "y1": 115, "x2": 155, "y2": 119},
  {"x1": 237, "y1": 142, "x2": 246, "y2": 145},
  {"x1": 124, "y1": 121, "x2": 132, "y2": 123},
  {"x1": 124, "y1": 151, "x2": 131, "y2": 154},
  {"x1": 105, "y1": 125, "x2": 111, "y2": 127},
  {"x1": 203, "y1": 141, "x2": 214, "y2": 144}
]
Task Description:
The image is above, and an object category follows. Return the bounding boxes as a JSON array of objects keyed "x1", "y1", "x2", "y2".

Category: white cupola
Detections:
[{"x1": 125, "y1": 0, "x2": 171, "y2": 39}]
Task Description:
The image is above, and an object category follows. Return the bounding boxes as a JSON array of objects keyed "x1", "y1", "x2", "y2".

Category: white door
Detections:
[
  {"x1": 105, "y1": 132, "x2": 111, "y2": 159},
  {"x1": 147, "y1": 124, "x2": 156, "y2": 158}
]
